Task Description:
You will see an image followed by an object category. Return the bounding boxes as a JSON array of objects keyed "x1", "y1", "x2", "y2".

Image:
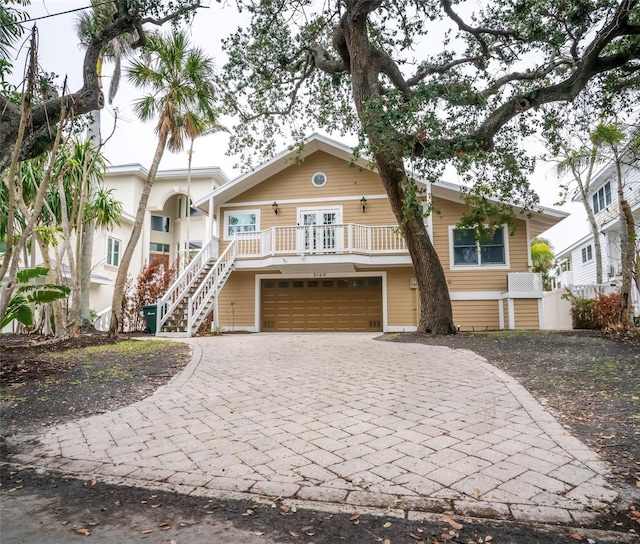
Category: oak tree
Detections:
[{"x1": 220, "y1": 0, "x2": 640, "y2": 334}]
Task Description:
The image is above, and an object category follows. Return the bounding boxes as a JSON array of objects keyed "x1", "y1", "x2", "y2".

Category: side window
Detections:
[
  {"x1": 224, "y1": 210, "x2": 259, "y2": 240},
  {"x1": 581, "y1": 245, "x2": 593, "y2": 263},
  {"x1": 451, "y1": 227, "x2": 507, "y2": 268},
  {"x1": 151, "y1": 215, "x2": 170, "y2": 232},
  {"x1": 106, "y1": 237, "x2": 121, "y2": 267},
  {"x1": 592, "y1": 182, "x2": 612, "y2": 213}
]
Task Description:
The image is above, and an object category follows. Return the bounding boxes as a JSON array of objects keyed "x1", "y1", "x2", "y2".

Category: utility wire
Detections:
[{"x1": 0, "y1": 1, "x2": 115, "y2": 29}]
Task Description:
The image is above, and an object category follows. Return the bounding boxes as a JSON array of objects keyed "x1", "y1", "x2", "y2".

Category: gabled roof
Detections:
[
  {"x1": 194, "y1": 133, "x2": 369, "y2": 206},
  {"x1": 556, "y1": 232, "x2": 594, "y2": 259},
  {"x1": 194, "y1": 133, "x2": 568, "y2": 236}
]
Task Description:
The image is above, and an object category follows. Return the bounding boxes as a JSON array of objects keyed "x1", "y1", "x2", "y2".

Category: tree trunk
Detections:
[
  {"x1": 80, "y1": 109, "x2": 102, "y2": 330},
  {"x1": 79, "y1": 225, "x2": 96, "y2": 329},
  {"x1": 108, "y1": 133, "x2": 168, "y2": 337},
  {"x1": 616, "y1": 154, "x2": 635, "y2": 326},
  {"x1": 376, "y1": 156, "x2": 457, "y2": 334},
  {"x1": 341, "y1": 6, "x2": 456, "y2": 334},
  {"x1": 586, "y1": 206, "x2": 604, "y2": 285}
]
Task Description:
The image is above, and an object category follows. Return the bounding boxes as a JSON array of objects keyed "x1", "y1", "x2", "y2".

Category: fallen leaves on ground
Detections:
[{"x1": 443, "y1": 516, "x2": 463, "y2": 530}]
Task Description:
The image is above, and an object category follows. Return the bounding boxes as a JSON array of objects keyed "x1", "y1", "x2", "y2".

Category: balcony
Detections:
[{"x1": 232, "y1": 224, "x2": 408, "y2": 260}]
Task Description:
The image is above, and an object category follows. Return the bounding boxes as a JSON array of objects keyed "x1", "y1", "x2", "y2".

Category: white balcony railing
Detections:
[{"x1": 233, "y1": 224, "x2": 407, "y2": 258}]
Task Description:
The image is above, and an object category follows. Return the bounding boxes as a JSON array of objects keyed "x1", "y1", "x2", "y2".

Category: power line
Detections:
[{"x1": 0, "y1": 1, "x2": 116, "y2": 29}]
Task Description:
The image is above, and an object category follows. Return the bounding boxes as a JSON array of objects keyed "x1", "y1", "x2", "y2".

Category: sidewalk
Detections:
[{"x1": 5, "y1": 333, "x2": 619, "y2": 525}]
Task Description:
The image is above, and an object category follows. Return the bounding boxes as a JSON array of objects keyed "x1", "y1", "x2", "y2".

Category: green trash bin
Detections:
[{"x1": 142, "y1": 304, "x2": 157, "y2": 334}]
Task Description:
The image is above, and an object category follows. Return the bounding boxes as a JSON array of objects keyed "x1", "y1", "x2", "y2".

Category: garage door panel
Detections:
[{"x1": 261, "y1": 278, "x2": 382, "y2": 332}]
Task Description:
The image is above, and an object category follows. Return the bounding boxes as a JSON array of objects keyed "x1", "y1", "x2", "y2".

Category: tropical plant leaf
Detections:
[{"x1": 1, "y1": 295, "x2": 33, "y2": 328}]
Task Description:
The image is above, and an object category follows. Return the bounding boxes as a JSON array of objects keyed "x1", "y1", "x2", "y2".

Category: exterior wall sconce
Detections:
[
  {"x1": 360, "y1": 196, "x2": 367, "y2": 212},
  {"x1": 272, "y1": 202, "x2": 279, "y2": 215}
]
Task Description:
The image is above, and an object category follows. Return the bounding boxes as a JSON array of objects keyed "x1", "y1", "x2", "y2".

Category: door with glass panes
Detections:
[{"x1": 298, "y1": 208, "x2": 341, "y2": 253}]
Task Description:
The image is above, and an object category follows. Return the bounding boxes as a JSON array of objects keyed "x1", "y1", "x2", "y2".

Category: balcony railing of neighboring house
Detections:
[
  {"x1": 233, "y1": 224, "x2": 408, "y2": 258},
  {"x1": 570, "y1": 284, "x2": 618, "y2": 298},
  {"x1": 608, "y1": 263, "x2": 623, "y2": 278}
]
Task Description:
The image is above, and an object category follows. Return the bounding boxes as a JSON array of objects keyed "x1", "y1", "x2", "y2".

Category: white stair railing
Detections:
[
  {"x1": 157, "y1": 238, "x2": 216, "y2": 332},
  {"x1": 187, "y1": 240, "x2": 237, "y2": 334},
  {"x1": 93, "y1": 307, "x2": 112, "y2": 332}
]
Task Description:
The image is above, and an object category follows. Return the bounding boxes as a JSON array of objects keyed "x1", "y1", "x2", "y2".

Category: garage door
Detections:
[{"x1": 261, "y1": 278, "x2": 382, "y2": 332}]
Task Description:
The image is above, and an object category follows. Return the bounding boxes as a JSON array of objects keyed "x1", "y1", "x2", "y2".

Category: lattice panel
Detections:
[{"x1": 508, "y1": 272, "x2": 542, "y2": 292}]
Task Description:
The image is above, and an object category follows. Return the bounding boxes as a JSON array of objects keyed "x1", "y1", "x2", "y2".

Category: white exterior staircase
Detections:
[{"x1": 156, "y1": 239, "x2": 236, "y2": 336}]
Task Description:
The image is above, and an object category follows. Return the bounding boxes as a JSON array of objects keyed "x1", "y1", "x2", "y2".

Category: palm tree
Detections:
[
  {"x1": 108, "y1": 30, "x2": 219, "y2": 336},
  {"x1": 530, "y1": 237, "x2": 555, "y2": 291},
  {"x1": 75, "y1": 0, "x2": 134, "y2": 328}
]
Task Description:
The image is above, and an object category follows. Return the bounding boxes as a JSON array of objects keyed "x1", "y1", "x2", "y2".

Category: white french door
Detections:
[{"x1": 298, "y1": 208, "x2": 342, "y2": 253}]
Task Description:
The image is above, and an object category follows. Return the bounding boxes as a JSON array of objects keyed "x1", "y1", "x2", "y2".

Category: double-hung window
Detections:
[
  {"x1": 224, "y1": 210, "x2": 259, "y2": 240},
  {"x1": 451, "y1": 227, "x2": 507, "y2": 268},
  {"x1": 581, "y1": 244, "x2": 593, "y2": 263},
  {"x1": 106, "y1": 236, "x2": 121, "y2": 267},
  {"x1": 592, "y1": 182, "x2": 612, "y2": 213}
]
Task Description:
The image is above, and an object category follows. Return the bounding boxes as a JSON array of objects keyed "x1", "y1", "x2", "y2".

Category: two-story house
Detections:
[
  {"x1": 86, "y1": 164, "x2": 229, "y2": 328},
  {"x1": 155, "y1": 135, "x2": 568, "y2": 335},
  {"x1": 555, "y1": 155, "x2": 640, "y2": 316}
]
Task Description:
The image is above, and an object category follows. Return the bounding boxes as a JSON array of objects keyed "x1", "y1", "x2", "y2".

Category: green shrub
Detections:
[
  {"x1": 565, "y1": 291, "x2": 621, "y2": 329},
  {"x1": 567, "y1": 295, "x2": 597, "y2": 329}
]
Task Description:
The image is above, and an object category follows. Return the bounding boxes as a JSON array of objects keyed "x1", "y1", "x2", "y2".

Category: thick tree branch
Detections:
[
  {"x1": 411, "y1": 0, "x2": 640, "y2": 157},
  {"x1": 0, "y1": 0, "x2": 202, "y2": 172},
  {"x1": 440, "y1": 0, "x2": 522, "y2": 57}
]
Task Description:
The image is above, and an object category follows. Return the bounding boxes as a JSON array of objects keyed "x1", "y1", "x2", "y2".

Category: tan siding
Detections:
[
  {"x1": 385, "y1": 267, "x2": 417, "y2": 327},
  {"x1": 228, "y1": 151, "x2": 387, "y2": 203},
  {"x1": 219, "y1": 151, "x2": 398, "y2": 248},
  {"x1": 432, "y1": 197, "x2": 530, "y2": 293},
  {"x1": 514, "y1": 298, "x2": 540, "y2": 330},
  {"x1": 218, "y1": 271, "x2": 256, "y2": 329},
  {"x1": 452, "y1": 300, "x2": 501, "y2": 331}
]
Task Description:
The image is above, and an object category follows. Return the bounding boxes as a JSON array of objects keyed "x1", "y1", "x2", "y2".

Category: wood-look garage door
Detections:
[{"x1": 261, "y1": 278, "x2": 382, "y2": 332}]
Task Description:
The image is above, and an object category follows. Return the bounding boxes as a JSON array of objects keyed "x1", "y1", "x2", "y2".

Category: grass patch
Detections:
[
  {"x1": 0, "y1": 393, "x2": 26, "y2": 402},
  {"x1": 48, "y1": 340, "x2": 179, "y2": 362},
  {"x1": 92, "y1": 367, "x2": 134, "y2": 379},
  {"x1": 590, "y1": 360, "x2": 621, "y2": 376}
]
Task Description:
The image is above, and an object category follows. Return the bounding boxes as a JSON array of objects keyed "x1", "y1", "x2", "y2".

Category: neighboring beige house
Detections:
[
  {"x1": 89, "y1": 164, "x2": 228, "y2": 327},
  {"x1": 155, "y1": 135, "x2": 568, "y2": 335}
]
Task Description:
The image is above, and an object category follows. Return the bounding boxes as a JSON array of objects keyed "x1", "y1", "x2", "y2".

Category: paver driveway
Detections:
[{"x1": 9, "y1": 333, "x2": 618, "y2": 524}]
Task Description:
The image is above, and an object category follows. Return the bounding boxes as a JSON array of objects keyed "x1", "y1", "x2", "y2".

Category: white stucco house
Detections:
[{"x1": 84, "y1": 164, "x2": 229, "y2": 327}]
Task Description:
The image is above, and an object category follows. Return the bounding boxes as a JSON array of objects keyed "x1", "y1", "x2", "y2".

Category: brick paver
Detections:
[{"x1": 6, "y1": 333, "x2": 622, "y2": 524}]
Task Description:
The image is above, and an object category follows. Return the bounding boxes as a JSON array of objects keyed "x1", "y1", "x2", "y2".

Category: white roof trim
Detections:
[{"x1": 193, "y1": 133, "x2": 568, "y2": 235}]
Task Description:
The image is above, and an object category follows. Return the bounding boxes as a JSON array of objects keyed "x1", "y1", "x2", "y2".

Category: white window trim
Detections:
[
  {"x1": 150, "y1": 214, "x2": 171, "y2": 233},
  {"x1": 592, "y1": 181, "x2": 612, "y2": 214},
  {"x1": 223, "y1": 209, "x2": 261, "y2": 241},
  {"x1": 311, "y1": 171, "x2": 328, "y2": 187},
  {"x1": 296, "y1": 205, "x2": 343, "y2": 224},
  {"x1": 581, "y1": 244, "x2": 593, "y2": 263},
  {"x1": 448, "y1": 225, "x2": 510, "y2": 270},
  {"x1": 106, "y1": 235, "x2": 122, "y2": 267}
]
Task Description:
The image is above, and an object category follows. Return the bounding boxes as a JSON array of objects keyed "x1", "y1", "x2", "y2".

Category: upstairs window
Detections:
[
  {"x1": 106, "y1": 237, "x2": 121, "y2": 267},
  {"x1": 151, "y1": 215, "x2": 170, "y2": 232},
  {"x1": 581, "y1": 244, "x2": 593, "y2": 263},
  {"x1": 451, "y1": 227, "x2": 507, "y2": 267},
  {"x1": 592, "y1": 182, "x2": 612, "y2": 213},
  {"x1": 224, "y1": 210, "x2": 259, "y2": 239}
]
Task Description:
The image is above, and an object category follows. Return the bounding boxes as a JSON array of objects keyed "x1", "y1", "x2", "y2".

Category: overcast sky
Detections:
[{"x1": 10, "y1": 0, "x2": 590, "y2": 251}]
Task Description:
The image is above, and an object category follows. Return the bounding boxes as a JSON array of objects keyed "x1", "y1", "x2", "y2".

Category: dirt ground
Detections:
[{"x1": 1, "y1": 330, "x2": 640, "y2": 543}]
